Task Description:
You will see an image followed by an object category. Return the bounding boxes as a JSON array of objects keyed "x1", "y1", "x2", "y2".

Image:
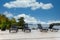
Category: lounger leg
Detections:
[
  {"x1": 40, "y1": 29, "x2": 43, "y2": 32},
  {"x1": 29, "y1": 30, "x2": 31, "y2": 32}
]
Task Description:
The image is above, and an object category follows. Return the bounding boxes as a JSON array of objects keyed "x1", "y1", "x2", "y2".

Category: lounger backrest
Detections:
[
  {"x1": 24, "y1": 24, "x2": 29, "y2": 29},
  {"x1": 37, "y1": 24, "x2": 42, "y2": 29},
  {"x1": 49, "y1": 23, "x2": 60, "y2": 29}
]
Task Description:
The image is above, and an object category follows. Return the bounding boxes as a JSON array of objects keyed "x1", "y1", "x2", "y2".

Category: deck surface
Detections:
[{"x1": 0, "y1": 29, "x2": 60, "y2": 40}]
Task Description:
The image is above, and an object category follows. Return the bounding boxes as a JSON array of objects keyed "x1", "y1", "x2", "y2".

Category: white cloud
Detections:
[
  {"x1": 4, "y1": 0, "x2": 53, "y2": 10},
  {"x1": 48, "y1": 20, "x2": 60, "y2": 24},
  {"x1": 14, "y1": 14, "x2": 38, "y2": 24},
  {"x1": 14, "y1": 14, "x2": 60, "y2": 24},
  {"x1": 40, "y1": 2, "x2": 53, "y2": 9},
  {"x1": 3, "y1": 11, "x2": 13, "y2": 18},
  {"x1": 38, "y1": 21, "x2": 47, "y2": 24},
  {"x1": 3, "y1": 12, "x2": 47, "y2": 24},
  {"x1": 14, "y1": 13, "x2": 47, "y2": 24},
  {"x1": 3, "y1": 12, "x2": 60, "y2": 24}
]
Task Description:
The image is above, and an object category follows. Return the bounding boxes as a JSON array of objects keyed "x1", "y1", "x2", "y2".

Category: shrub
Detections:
[{"x1": 1, "y1": 23, "x2": 6, "y2": 31}]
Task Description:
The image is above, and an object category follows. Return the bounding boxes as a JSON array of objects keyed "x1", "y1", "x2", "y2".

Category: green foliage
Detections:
[
  {"x1": 18, "y1": 17, "x2": 25, "y2": 28},
  {"x1": 6, "y1": 20, "x2": 11, "y2": 29},
  {"x1": 0, "y1": 14, "x2": 25, "y2": 30},
  {"x1": 0, "y1": 14, "x2": 7, "y2": 30},
  {"x1": 1, "y1": 22, "x2": 6, "y2": 31},
  {"x1": 0, "y1": 14, "x2": 16, "y2": 30},
  {"x1": 10, "y1": 18, "x2": 16, "y2": 25}
]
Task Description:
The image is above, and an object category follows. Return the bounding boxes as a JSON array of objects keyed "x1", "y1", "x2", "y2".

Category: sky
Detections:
[{"x1": 0, "y1": 0, "x2": 60, "y2": 24}]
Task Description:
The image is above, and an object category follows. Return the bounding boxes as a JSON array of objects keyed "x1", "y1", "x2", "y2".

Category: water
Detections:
[
  {"x1": 28, "y1": 24, "x2": 60, "y2": 29},
  {"x1": 28, "y1": 24, "x2": 38, "y2": 29}
]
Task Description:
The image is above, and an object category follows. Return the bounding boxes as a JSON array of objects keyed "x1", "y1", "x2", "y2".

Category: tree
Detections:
[
  {"x1": 0, "y1": 14, "x2": 7, "y2": 30},
  {"x1": 6, "y1": 18, "x2": 16, "y2": 29},
  {"x1": 10, "y1": 18, "x2": 16, "y2": 25},
  {"x1": 6, "y1": 18, "x2": 11, "y2": 29},
  {"x1": 0, "y1": 14, "x2": 17, "y2": 30},
  {"x1": 18, "y1": 17, "x2": 25, "y2": 29}
]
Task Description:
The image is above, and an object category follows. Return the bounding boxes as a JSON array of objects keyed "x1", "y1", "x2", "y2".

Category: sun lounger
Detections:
[
  {"x1": 51, "y1": 26, "x2": 59, "y2": 32},
  {"x1": 51, "y1": 28, "x2": 59, "y2": 32},
  {"x1": 37, "y1": 24, "x2": 48, "y2": 32},
  {"x1": 9, "y1": 25, "x2": 18, "y2": 33},
  {"x1": 49, "y1": 23, "x2": 60, "y2": 32},
  {"x1": 23, "y1": 27, "x2": 31, "y2": 32},
  {"x1": 23, "y1": 24, "x2": 31, "y2": 32},
  {"x1": 40, "y1": 27, "x2": 48, "y2": 32}
]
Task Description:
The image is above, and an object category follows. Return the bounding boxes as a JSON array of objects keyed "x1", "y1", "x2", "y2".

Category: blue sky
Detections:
[{"x1": 0, "y1": 0, "x2": 60, "y2": 24}]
